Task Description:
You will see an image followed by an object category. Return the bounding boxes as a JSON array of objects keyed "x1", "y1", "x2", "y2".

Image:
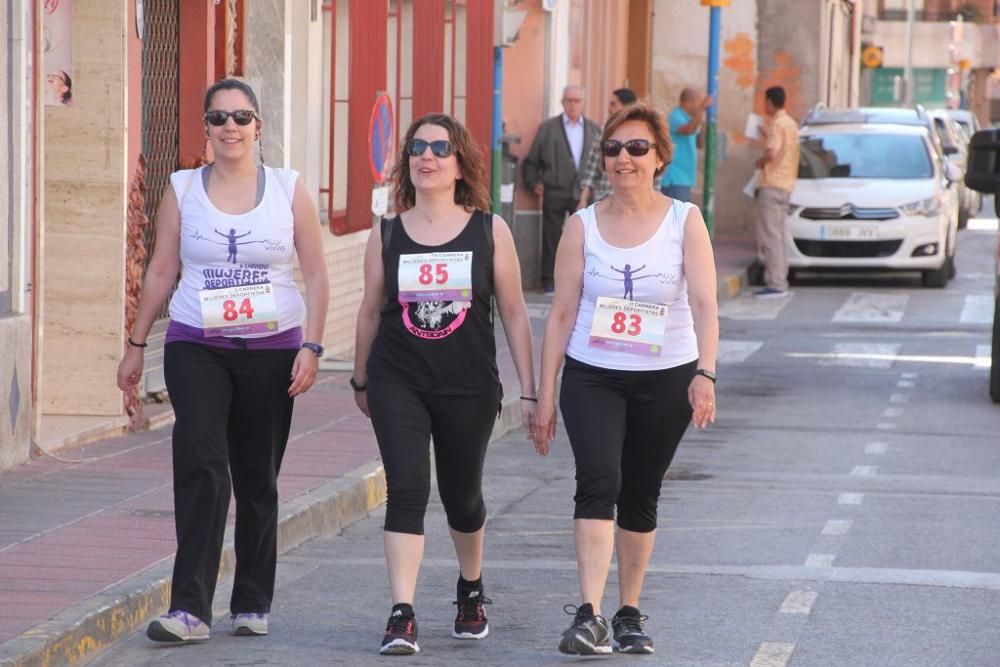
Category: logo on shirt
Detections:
[
  {"x1": 401, "y1": 299, "x2": 470, "y2": 339},
  {"x1": 587, "y1": 261, "x2": 680, "y2": 300}
]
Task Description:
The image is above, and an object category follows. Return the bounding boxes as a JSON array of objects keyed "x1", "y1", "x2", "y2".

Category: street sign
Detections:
[
  {"x1": 862, "y1": 45, "x2": 883, "y2": 69},
  {"x1": 368, "y1": 92, "x2": 394, "y2": 184}
]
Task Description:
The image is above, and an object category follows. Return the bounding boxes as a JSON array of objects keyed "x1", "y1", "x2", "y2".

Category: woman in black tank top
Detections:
[{"x1": 352, "y1": 114, "x2": 537, "y2": 656}]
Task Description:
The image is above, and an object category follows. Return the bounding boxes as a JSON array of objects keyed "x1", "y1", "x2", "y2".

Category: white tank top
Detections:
[
  {"x1": 565, "y1": 199, "x2": 699, "y2": 371},
  {"x1": 167, "y1": 165, "x2": 306, "y2": 337}
]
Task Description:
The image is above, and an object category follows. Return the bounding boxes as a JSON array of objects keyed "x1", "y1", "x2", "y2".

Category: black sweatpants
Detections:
[
  {"x1": 559, "y1": 356, "x2": 696, "y2": 532},
  {"x1": 163, "y1": 342, "x2": 298, "y2": 624},
  {"x1": 367, "y1": 375, "x2": 501, "y2": 535}
]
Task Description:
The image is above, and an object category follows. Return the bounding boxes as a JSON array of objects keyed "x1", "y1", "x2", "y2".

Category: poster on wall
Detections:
[{"x1": 43, "y1": 0, "x2": 73, "y2": 107}]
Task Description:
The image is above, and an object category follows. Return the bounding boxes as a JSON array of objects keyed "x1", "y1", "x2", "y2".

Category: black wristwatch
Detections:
[
  {"x1": 349, "y1": 377, "x2": 367, "y2": 392},
  {"x1": 301, "y1": 342, "x2": 324, "y2": 357},
  {"x1": 693, "y1": 368, "x2": 717, "y2": 383}
]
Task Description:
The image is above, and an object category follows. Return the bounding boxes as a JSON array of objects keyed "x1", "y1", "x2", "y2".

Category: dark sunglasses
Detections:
[
  {"x1": 602, "y1": 139, "x2": 656, "y2": 157},
  {"x1": 204, "y1": 109, "x2": 259, "y2": 127},
  {"x1": 407, "y1": 139, "x2": 454, "y2": 158}
]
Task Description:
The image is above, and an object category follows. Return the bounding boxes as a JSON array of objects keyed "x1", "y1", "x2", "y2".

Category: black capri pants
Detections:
[
  {"x1": 367, "y1": 375, "x2": 501, "y2": 536},
  {"x1": 559, "y1": 356, "x2": 696, "y2": 533}
]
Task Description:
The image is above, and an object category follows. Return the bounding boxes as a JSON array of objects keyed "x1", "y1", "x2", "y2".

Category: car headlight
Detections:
[{"x1": 898, "y1": 196, "x2": 942, "y2": 217}]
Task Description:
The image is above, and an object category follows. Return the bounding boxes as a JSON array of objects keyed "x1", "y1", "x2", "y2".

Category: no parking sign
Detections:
[{"x1": 369, "y1": 93, "x2": 394, "y2": 184}]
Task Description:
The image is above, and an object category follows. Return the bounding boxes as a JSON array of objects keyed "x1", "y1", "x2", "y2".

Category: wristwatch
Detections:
[
  {"x1": 301, "y1": 342, "x2": 324, "y2": 357},
  {"x1": 693, "y1": 368, "x2": 717, "y2": 383}
]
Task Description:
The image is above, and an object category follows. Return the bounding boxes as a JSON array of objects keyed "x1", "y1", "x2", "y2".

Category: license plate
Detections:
[{"x1": 819, "y1": 224, "x2": 879, "y2": 240}]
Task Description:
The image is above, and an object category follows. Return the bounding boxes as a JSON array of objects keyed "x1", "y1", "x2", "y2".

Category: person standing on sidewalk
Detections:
[
  {"x1": 352, "y1": 113, "x2": 537, "y2": 656},
  {"x1": 533, "y1": 103, "x2": 719, "y2": 656},
  {"x1": 523, "y1": 85, "x2": 601, "y2": 293},
  {"x1": 116, "y1": 79, "x2": 329, "y2": 643},
  {"x1": 661, "y1": 87, "x2": 713, "y2": 203},
  {"x1": 753, "y1": 86, "x2": 799, "y2": 299}
]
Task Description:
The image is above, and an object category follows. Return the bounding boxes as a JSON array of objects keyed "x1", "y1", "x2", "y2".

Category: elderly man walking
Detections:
[
  {"x1": 753, "y1": 85, "x2": 799, "y2": 299},
  {"x1": 523, "y1": 85, "x2": 601, "y2": 293}
]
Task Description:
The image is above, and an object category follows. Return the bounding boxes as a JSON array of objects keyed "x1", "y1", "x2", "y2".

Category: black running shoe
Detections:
[
  {"x1": 380, "y1": 606, "x2": 419, "y2": 655},
  {"x1": 611, "y1": 605, "x2": 654, "y2": 654},
  {"x1": 453, "y1": 588, "x2": 493, "y2": 639},
  {"x1": 558, "y1": 603, "x2": 612, "y2": 655}
]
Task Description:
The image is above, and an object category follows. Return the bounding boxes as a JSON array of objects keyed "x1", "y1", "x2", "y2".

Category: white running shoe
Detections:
[
  {"x1": 146, "y1": 610, "x2": 210, "y2": 643},
  {"x1": 231, "y1": 612, "x2": 269, "y2": 636}
]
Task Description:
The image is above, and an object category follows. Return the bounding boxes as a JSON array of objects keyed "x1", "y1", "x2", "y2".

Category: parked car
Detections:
[
  {"x1": 945, "y1": 108, "x2": 981, "y2": 138},
  {"x1": 962, "y1": 128, "x2": 1000, "y2": 403},
  {"x1": 929, "y1": 109, "x2": 979, "y2": 228},
  {"x1": 786, "y1": 116, "x2": 960, "y2": 288}
]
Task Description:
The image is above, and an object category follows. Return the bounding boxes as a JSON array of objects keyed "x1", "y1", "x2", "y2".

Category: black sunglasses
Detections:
[
  {"x1": 204, "y1": 109, "x2": 259, "y2": 127},
  {"x1": 407, "y1": 139, "x2": 454, "y2": 158},
  {"x1": 602, "y1": 139, "x2": 656, "y2": 157}
]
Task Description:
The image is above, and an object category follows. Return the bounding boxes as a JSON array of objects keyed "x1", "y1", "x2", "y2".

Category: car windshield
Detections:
[{"x1": 799, "y1": 133, "x2": 934, "y2": 179}]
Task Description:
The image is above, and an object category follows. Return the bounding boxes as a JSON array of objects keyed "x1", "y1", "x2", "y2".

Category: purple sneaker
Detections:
[
  {"x1": 232, "y1": 612, "x2": 269, "y2": 636},
  {"x1": 146, "y1": 610, "x2": 210, "y2": 642}
]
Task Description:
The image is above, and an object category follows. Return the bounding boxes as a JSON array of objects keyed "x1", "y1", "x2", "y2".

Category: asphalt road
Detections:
[{"x1": 90, "y1": 218, "x2": 1000, "y2": 666}]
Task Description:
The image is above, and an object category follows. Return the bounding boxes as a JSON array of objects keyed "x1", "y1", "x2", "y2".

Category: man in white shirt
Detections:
[{"x1": 524, "y1": 85, "x2": 601, "y2": 292}]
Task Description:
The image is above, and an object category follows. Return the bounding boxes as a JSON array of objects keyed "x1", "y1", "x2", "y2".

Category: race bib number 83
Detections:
[{"x1": 589, "y1": 296, "x2": 668, "y2": 356}]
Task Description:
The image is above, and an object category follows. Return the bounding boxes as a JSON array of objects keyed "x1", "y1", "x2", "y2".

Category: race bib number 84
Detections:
[
  {"x1": 199, "y1": 284, "x2": 279, "y2": 337},
  {"x1": 589, "y1": 296, "x2": 668, "y2": 356},
  {"x1": 398, "y1": 252, "x2": 473, "y2": 302}
]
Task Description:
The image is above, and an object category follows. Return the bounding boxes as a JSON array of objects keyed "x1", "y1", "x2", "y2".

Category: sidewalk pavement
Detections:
[{"x1": 0, "y1": 235, "x2": 756, "y2": 667}]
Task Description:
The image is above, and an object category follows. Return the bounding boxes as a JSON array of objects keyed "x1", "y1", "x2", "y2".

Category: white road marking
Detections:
[
  {"x1": 967, "y1": 217, "x2": 999, "y2": 232},
  {"x1": 851, "y1": 465, "x2": 877, "y2": 476},
  {"x1": 838, "y1": 493, "x2": 864, "y2": 505},
  {"x1": 822, "y1": 519, "x2": 853, "y2": 536},
  {"x1": 779, "y1": 590, "x2": 818, "y2": 615},
  {"x1": 833, "y1": 292, "x2": 908, "y2": 323},
  {"x1": 889, "y1": 393, "x2": 910, "y2": 404},
  {"x1": 720, "y1": 295, "x2": 793, "y2": 320},
  {"x1": 805, "y1": 553, "x2": 836, "y2": 568},
  {"x1": 717, "y1": 340, "x2": 765, "y2": 365},
  {"x1": 900, "y1": 372, "x2": 919, "y2": 379},
  {"x1": 882, "y1": 408, "x2": 903, "y2": 418},
  {"x1": 960, "y1": 295, "x2": 994, "y2": 324},
  {"x1": 816, "y1": 343, "x2": 902, "y2": 368},
  {"x1": 897, "y1": 380, "x2": 916, "y2": 388},
  {"x1": 975, "y1": 345, "x2": 992, "y2": 370},
  {"x1": 750, "y1": 642, "x2": 796, "y2": 667},
  {"x1": 791, "y1": 352, "x2": 980, "y2": 366},
  {"x1": 876, "y1": 423, "x2": 897, "y2": 430},
  {"x1": 865, "y1": 442, "x2": 888, "y2": 455}
]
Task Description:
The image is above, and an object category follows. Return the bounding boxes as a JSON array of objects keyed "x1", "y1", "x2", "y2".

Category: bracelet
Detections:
[
  {"x1": 349, "y1": 377, "x2": 367, "y2": 392},
  {"x1": 127, "y1": 337, "x2": 148, "y2": 348},
  {"x1": 519, "y1": 396, "x2": 538, "y2": 402}
]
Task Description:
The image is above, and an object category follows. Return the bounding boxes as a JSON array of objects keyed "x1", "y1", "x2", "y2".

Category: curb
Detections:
[{"x1": 0, "y1": 397, "x2": 526, "y2": 667}]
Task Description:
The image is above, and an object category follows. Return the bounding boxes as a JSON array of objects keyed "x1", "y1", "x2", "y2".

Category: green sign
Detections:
[{"x1": 871, "y1": 68, "x2": 947, "y2": 107}]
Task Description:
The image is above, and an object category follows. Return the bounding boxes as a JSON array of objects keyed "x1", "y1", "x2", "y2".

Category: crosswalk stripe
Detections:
[
  {"x1": 832, "y1": 292, "x2": 908, "y2": 323},
  {"x1": 817, "y1": 343, "x2": 902, "y2": 368},
  {"x1": 838, "y1": 493, "x2": 864, "y2": 505},
  {"x1": 750, "y1": 642, "x2": 796, "y2": 667},
  {"x1": 720, "y1": 295, "x2": 793, "y2": 320},
  {"x1": 960, "y1": 295, "x2": 993, "y2": 324},
  {"x1": 718, "y1": 340, "x2": 764, "y2": 365},
  {"x1": 779, "y1": 590, "x2": 817, "y2": 614},
  {"x1": 822, "y1": 519, "x2": 853, "y2": 536}
]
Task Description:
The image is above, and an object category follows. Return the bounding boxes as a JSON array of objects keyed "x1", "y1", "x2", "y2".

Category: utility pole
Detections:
[
  {"x1": 903, "y1": 0, "x2": 915, "y2": 105},
  {"x1": 701, "y1": 0, "x2": 728, "y2": 236}
]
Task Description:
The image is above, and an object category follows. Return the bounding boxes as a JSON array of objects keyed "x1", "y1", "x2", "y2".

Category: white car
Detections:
[{"x1": 786, "y1": 123, "x2": 961, "y2": 287}]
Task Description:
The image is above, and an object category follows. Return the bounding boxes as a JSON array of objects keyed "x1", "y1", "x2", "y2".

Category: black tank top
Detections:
[{"x1": 366, "y1": 209, "x2": 500, "y2": 395}]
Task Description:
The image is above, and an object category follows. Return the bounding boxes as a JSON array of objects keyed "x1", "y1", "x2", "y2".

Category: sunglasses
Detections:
[
  {"x1": 407, "y1": 139, "x2": 454, "y2": 158},
  {"x1": 602, "y1": 139, "x2": 656, "y2": 157},
  {"x1": 204, "y1": 109, "x2": 259, "y2": 127}
]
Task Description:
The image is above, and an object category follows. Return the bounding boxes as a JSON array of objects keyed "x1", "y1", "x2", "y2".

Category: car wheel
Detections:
[
  {"x1": 922, "y1": 260, "x2": 949, "y2": 288},
  {"x1": 991, "y1": 297, "x2": 1000, "y2": 404}
]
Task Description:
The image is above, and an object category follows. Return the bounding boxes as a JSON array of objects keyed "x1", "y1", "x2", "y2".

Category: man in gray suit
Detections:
[{"x1": 523, "y1": 85, "x2": 601, "y2": 293}]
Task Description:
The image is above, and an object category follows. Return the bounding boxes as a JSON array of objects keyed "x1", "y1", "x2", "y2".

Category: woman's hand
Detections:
[
  {"x1": 116, "y1": 347, "x2": 144, "y2": 391},
  {"x1": 532, "y1": 395, "x2": 557, "y2": 456},
  {"x1": 520, "y1": 398, "x2": 537, "y2": 443},
  {"x1": 688, "y1": 375, "x2": 716, "y2": 429},
  {"x1": 288, "y1": 349, "x2": 319, "y2": 397},
  {"x1": 354, "y1": 389, "x2": 370, "y2": 418}
]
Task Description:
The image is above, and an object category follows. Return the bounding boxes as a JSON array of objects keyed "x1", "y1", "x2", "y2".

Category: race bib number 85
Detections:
[
  {"x1": 589, "y1": 296, "x2": 668, "y2": 356},
  {"x1": 398, "y1": 251, "x2": 473, "y2": 302}
]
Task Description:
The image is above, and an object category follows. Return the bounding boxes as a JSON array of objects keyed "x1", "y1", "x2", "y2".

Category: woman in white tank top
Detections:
[{"x1": 533, "y1": 103, "x2": 719, "y2": 655}]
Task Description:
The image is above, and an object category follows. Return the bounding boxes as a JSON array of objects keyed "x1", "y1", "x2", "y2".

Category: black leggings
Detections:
[
  {"x1": 163, "y1": 342, "x2": 298, "y2": 624},
  {"x1": 559, "y1": 356, "x2": 696, "y2": 533},
  {"x1": 367, "y1": 376, "x2": 501, "y2": 535}
]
